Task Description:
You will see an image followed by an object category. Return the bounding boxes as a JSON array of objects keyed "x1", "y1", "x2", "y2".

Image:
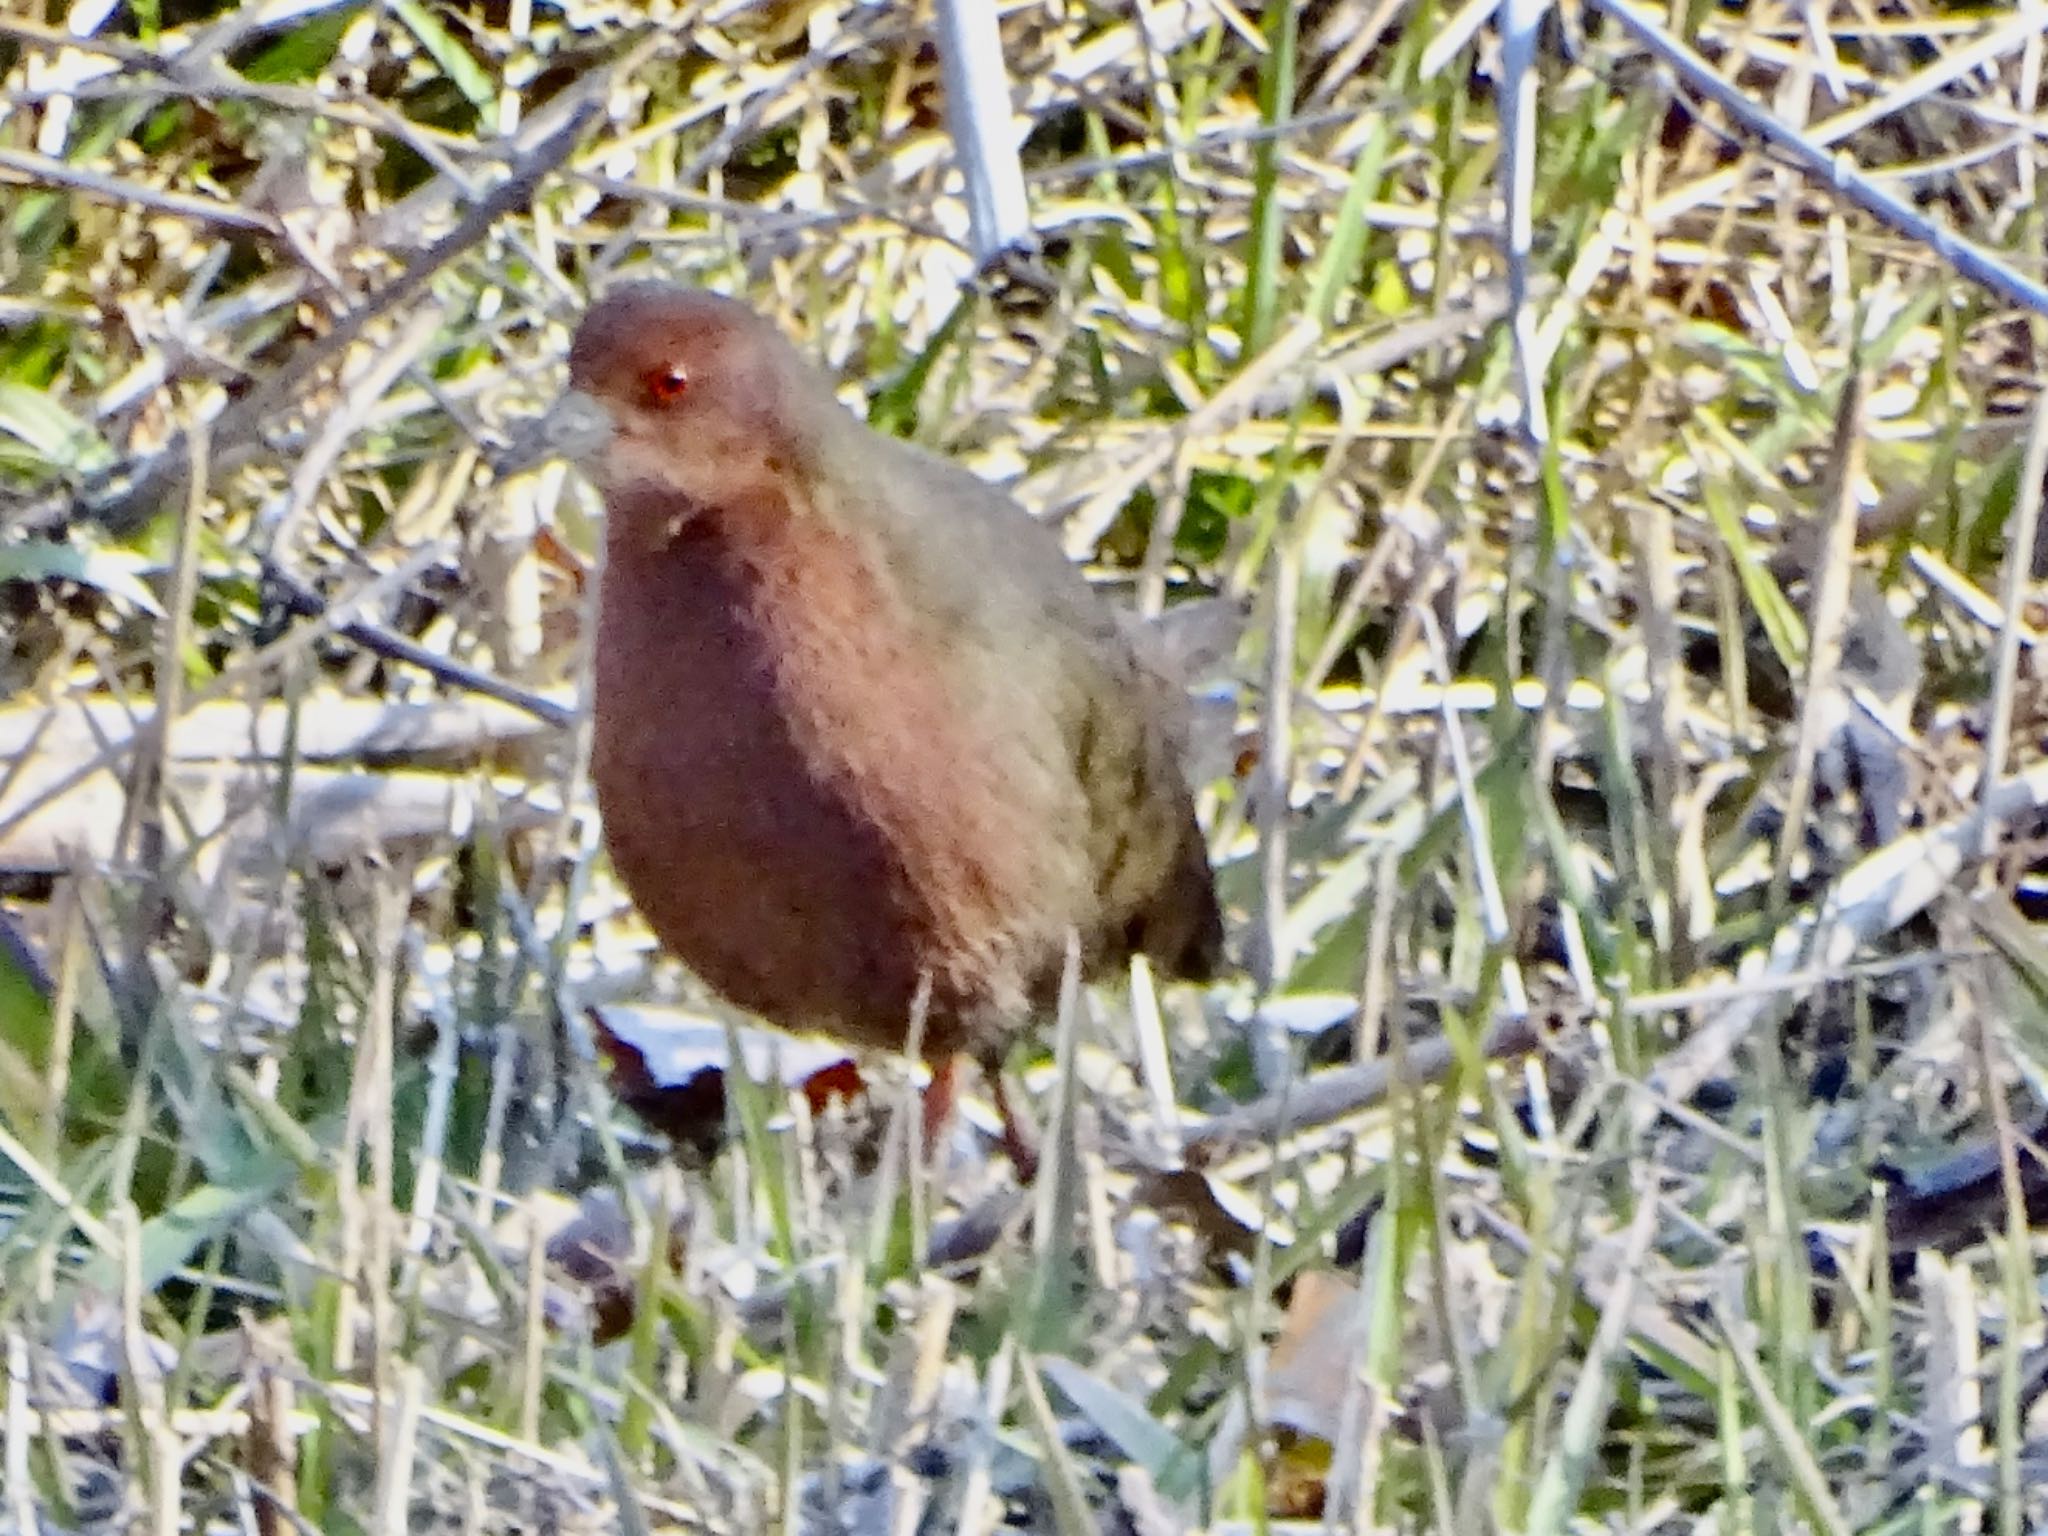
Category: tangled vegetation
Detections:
[{"x1": 4, "y1": 1, "x2": 2048, "y2": 1531}]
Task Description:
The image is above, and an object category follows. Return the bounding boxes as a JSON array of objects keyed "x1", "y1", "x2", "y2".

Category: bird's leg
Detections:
[
  {"x1": 919, "y1": 1052, "x2": 1042, "y2": 1180},
  {"x1": 921, "y1": 1053, "x2": 961, "y2": 1160},
  {"x1": 987, "y1": 1060, "x2": 1042, "y2": 1183}
]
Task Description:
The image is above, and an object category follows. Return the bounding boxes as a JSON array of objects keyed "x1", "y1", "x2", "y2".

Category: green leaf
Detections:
[
  {"x1": 868, "y1": 295, "x2": 970, "y2": 440},
  {"x1": 1307, "y1": 119, "x2": 1391, "y2": 328},
  {"x1": 1239, "y1": 0, "x2": 1299, "y2": 356},
  {"x1": 0, "y1": 382, "x2": 113, "y2": 474},
  {"x1": 391, "y1": 0, "x2": 495, "y2": 114},
  {"x1": 1038, "y1": 1356, "x2": 1197, "y2": 1485},
  {"x1": 242, "y1": 5, "x2": 361, "y2": 84},
  {"x1": 0, "y1": 539, "x2": 164, "y2": 614},
  {"x1": 0, "y1": 916, "x2": 55, "y2": 1133},
  {"x1": 83, "y1": 1163, "x2": 295, "y2": 1294},
  {"x1": 1696, "y1": 463, "x2": 1803, "y2": 674}
]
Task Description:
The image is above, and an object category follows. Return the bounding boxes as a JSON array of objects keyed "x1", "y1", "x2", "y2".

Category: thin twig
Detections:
[
  {"x1": 0, "y1": 147, "x2": 284, "y2": 236},
  {"x1": 1976, "y1": 387, "x2": 2048, "y2": 859},
  {"x1": 1591, "y1": 0, "x2": 2048, "y2": 318},
  {"x1": 258, "y1": 562, "x2": 577, "y2": 731},
  {"x1": 2, "y1": 98, "x2": 600, "y2": 538}
]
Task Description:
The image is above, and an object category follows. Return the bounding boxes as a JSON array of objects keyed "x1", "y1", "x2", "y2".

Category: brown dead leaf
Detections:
[{"x1": 590, "y1": 1004, "x2": 867, "y2": 1164}]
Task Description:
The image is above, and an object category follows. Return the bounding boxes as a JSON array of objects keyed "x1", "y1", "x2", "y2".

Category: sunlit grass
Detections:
[{"x1": 2, "y1": 0, "x2": 2047, "y2": 1531}]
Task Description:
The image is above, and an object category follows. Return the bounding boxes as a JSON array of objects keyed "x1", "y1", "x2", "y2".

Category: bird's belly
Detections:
[
  {"x1": 594, "y1": 748, "x2": 931, "y2": 1050},
  {"x1": 591, "y1": 519, "x2": 1056, "y2": 1054}
]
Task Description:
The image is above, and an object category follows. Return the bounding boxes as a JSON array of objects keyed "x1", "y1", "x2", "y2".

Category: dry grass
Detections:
[{"x1": 4, "y1": 1, "x2": 2048, "y2": 1532}]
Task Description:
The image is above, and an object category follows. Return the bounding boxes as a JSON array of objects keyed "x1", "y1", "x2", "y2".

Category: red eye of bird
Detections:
[{"x1": 643, "y1": 364, "x2": 689, "y2": 405}]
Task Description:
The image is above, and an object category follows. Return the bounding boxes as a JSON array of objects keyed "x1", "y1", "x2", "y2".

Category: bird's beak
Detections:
[
  {"x1": 542, "y1": 388, "x2": 616, "y2": 464},
  {"x1": 492, "y1": 389, "x2": 617, "y2": 480}
]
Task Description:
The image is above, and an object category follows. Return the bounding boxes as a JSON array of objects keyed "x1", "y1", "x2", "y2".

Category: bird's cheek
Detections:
[{"x1": 603, "y1": 426, "x2": 696, "y2": 500}]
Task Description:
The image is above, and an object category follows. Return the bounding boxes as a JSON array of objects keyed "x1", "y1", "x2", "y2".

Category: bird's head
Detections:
[{"x1": 552, "y1": 282, "x2": 834, "y2": 511}]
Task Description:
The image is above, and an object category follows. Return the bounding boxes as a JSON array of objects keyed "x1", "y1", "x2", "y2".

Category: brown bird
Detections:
[{"x1": 556, "y1": 283, "x2": 1223, "y2": 1155}]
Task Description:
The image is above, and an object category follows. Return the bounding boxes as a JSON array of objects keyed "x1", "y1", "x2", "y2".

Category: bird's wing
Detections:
[
  {"x1": 855, "y1": 436, "x2": 1226, "y2": 981},
  {"x1": 1063, "y1": 617, "x2": 1226, "y2": 981}
]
